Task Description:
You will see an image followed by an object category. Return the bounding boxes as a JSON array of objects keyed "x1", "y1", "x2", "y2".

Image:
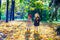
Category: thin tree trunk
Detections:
[
  {"x1": 10, "y1": 0, "x2": 15, "y2": 21},
  {"x1": 6, "y1": 0, "x2": 9, "y2": 22},
  {"x1": 0, "y1": 0, "x2": 1, "y2": 20}
]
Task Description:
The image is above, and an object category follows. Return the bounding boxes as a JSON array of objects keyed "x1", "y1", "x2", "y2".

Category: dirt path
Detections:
[{"x1": 0, "y1": 21, "x2": 59, "y2": 40}]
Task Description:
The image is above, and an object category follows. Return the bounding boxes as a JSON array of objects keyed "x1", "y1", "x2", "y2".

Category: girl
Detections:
[
  {"x1": 34, "y1": 13, "x2": 40, "y2": 33},
  {"x1": 26, "y1": 14, "x2": 32, "y2": 32}
]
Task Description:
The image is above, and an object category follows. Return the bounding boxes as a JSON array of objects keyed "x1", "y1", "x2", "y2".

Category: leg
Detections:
[
  {"x1": 26, "y1": 24, "x2": 31, "y2": 34},
  {"x1": 27, "y1": 26, "x2": 30, "y2": 32},
  {"x1": 35, "y1": 27, "x2": 38, "y2": 32},
  {"x1": 34, "y1": 26, "x2": 38, "y2": 34}
]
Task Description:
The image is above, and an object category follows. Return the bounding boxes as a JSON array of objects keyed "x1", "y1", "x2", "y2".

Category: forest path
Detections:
[{"x1": 0, "y1": 21, "x2": 60, "y2": 40}]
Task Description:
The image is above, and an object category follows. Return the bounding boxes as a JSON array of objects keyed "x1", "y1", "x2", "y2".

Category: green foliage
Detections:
[
  {"x1": 1, "y1": 2, "x2": 6, "y2": 14},
  {"x1": 28, "y1": 0, "x2": 51, "y2": 21},
  {"x1": 20, "y1": 0, "x2": 24, "y2": 3}
]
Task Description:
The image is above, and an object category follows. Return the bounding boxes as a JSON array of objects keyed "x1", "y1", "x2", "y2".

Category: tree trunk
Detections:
[
  {"x1": 6, "y1": 0, "x2": 9, "y2": 22},
  {"x1": 0, "y1": 0, "x2": 1, "y2": 20},
  {"x1": 10, "y1": 0, "x2": 15, "y2": 21}
]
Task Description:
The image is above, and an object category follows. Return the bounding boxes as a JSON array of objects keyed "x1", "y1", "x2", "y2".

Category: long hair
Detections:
[{"x1": 35, "y1": 13, "x2": 40, "y2": 18}]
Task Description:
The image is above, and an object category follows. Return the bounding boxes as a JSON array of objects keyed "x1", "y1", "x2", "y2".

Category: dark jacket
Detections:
[{"x1": 34, "y1": 17, "x2": 40, "y2": 26}]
